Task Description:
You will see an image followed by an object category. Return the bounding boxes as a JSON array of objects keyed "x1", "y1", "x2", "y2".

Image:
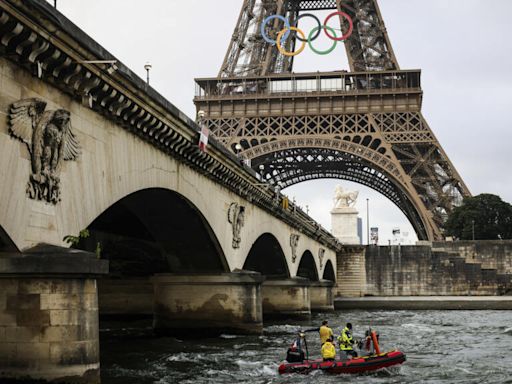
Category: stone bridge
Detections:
[{"x1": 0, "y1": 1, "x2": 340, "y2": 382}]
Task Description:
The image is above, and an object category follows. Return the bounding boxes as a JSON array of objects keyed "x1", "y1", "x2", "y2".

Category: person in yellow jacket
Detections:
[
  {"x1": 321, "y1": 337, "x2": 336, "y2": 361},
  {"x1": 319, "y1": 320, "x2": 334, "y2": 345},
  {"x1": 337, "y1": 322, "x2": 358, "y2": 358}
]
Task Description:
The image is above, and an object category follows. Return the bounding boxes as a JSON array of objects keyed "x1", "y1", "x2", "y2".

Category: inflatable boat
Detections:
[{"x1": 278, "y1": 349, "x2": 406, "y2": 374}]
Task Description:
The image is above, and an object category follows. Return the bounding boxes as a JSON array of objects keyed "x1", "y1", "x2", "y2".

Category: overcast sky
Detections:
[{"x1": 50, "y1": 0, "x2": 512, "y2": 244}]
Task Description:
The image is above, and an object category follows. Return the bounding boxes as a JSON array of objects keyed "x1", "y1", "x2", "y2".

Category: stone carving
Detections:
[
  {"x1": 228, "y1": 202, "x2": 245, "y2": 249},
  {"x1": 333, "y1": 185, "x2": 359, "y2": 208},
  {"x1": 8, "y1": 98, "x2": 80, "y2": 204},
  {"x1": 290, "y1": 234, "x2": 300, "y2": 263},
  {"x1": 318, "y1": 248, "x2": 325, "y2": 269}
]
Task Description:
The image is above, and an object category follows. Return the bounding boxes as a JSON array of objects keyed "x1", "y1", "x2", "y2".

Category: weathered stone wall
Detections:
[
  {"x1": 334, "y1": 246, "x2": 366, "y2": 297},
  {"x1": 364, "y1": 246, "x2": 502, "y2": 296},
  {"x1": 98, "y1": 277, "x2": 153, "y2": 317},
  {"x1": 262, "y1": 278, "x2": 311, "y2": 319},
  {"x1": 433, "y1": 240, "x2": 512, "y2": 275},
  {"x1": 310, "y1": 280, "x2": 334, "y2": 312},
  {"x1": 152, "y1": 273, "x2": 264, "y2": 335},
  {"x1": 0, "y1": 277, "x2": 100, "y2": 383}
]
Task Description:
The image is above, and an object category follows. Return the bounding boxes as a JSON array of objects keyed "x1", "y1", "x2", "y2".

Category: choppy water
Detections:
[{"x1": 100, "y1": 310, "x2": 512, "y2": 384}]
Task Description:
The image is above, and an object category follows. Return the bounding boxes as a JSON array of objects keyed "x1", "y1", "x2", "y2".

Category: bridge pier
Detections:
[
  {"x1": 262, "y1": 278, "x2": 311, "y2": 319},
  {"x1": 334, "y1": 246, "x2": 367, "y2": 297},
  {"x1": 98, "y1": 277, "x2": 153, "y2": 318},
  {"x1": 0, "y1": 246, "x2": 108, "y2": 384},
  {"x1": 310, "y1": 280, "x2": 335, "y2": 312},
  {"x1": 152, "y1": 271, "x2": 264, "y2": 335}
]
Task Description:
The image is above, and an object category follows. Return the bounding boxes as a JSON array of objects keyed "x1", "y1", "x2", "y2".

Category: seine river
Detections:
[{"x1": 100, "y1": 310, "x2": 512, "y2": 384}]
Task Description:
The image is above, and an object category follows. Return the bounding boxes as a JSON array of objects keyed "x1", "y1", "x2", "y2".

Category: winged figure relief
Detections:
[{"x1": 8, "y1": 98, "x2": 81, "y2": 204}]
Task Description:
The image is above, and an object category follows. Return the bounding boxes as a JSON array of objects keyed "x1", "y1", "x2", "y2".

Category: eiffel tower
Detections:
[{"x1": 194, "y1": 0, "x2": 470, "y2": 241}]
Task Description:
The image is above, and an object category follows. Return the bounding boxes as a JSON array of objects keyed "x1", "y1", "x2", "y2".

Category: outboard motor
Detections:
[
  {"x1": 285, "y1": 347, "x2": 305, "y2": 363},
  {"x1": 285, "y1": 331, "x2": 307, "y2": 362}
]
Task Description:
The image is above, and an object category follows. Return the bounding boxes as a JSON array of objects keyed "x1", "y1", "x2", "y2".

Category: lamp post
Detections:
[
  {"x1": 144, "y1": 61, "x2": 152, "y2": 85},
  {"x1": 366, "y1": 198, "x2": 370, "y2": 245}
]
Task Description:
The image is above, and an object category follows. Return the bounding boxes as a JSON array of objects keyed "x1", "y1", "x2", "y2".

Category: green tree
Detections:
[{"x1": 444, "y1": 194, "x2": 512, "y2": 240}]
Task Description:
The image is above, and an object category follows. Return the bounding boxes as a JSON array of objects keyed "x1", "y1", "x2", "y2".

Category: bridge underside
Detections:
[
  {"x1": 297, "y1": 250, "x2": 319, "y2": 281},
  {"x1": 243, "y1": 233, "x2": 290, "y2": 277},
  {"x1": 322, "y1": 260, "x2": 336, "y2": 281},
  {"x1": 78, "y1": 188, "x2": 228, "y2": 276},
  {"x1": 0, "y1": 226, "x2": 17, "y2": 252},
  {"x1": 252, "y1": 147, "x2": 429, "y2": 240}
]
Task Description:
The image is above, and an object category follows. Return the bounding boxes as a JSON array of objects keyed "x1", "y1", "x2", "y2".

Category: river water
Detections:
[{"x1": 100, "y1": 310, "x2": 512, "y2": 384}]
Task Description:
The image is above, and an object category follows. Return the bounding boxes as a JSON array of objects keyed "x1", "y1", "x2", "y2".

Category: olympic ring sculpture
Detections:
[{"x1": 261, "y1": 11, "x2": 354, "y2": 56}]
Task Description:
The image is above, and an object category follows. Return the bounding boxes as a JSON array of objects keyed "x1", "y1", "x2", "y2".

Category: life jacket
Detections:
[
  {"x1": 337, "y1": 326, "x2": 354, "y2": 351},
  {"x1": 321, "y1": 341, "x2": 336, "y2": 359}
]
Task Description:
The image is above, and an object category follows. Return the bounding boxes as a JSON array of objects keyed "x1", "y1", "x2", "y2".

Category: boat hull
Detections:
[{"x1": 278, "y1": 350, "x2": 406, "y2": 374}]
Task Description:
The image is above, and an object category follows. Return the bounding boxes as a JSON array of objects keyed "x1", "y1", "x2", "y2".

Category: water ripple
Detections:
[{"x1": 100, "y1": 310, "x2": 512, "y2": 384}]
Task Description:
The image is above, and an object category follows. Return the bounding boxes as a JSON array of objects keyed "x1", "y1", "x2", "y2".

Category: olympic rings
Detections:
[
  {"x1": 261, "y1": 11, "x2": 354, "y2": 56},
  {"x1": 261, "y1": 15, "x2": 290, "y2": 45},
  {"x1": 276, "y1": 27, "x2": 307, "y2": 57},
  {"x1": 323, "y1": 11, "x2": 353, "y2": 41},
  {"x1": 308, "y1": 25, "x2": 337, "y2": 55},
  {"x1": 293, "y1": 13, "x2": 321, "y2": 42}
]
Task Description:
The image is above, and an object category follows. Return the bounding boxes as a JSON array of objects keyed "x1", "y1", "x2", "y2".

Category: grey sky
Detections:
[{"x1": 50, "y1": 0, "x2": 512, "y2": 244}]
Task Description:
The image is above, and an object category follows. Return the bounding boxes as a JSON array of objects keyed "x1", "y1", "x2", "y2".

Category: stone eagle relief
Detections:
[{"x1": 8, "y1": 98, "x2": 81, "y2": 204}]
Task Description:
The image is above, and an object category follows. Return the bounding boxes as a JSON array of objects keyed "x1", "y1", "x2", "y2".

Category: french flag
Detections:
[{"x1": 199, "y1": 125, "x2": 209, "y2": 152}]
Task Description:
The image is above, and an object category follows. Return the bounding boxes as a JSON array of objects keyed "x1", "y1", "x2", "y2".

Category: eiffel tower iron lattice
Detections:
[{"x1": 194, "y1": 0, "x2": 471, "y2": 241}]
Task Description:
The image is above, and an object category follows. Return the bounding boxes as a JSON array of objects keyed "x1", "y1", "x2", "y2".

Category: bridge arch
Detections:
[
  {"x1": 243, "y1": 233, "x2": 290, "y2": 277},
  {"x1": 244, "y1": 139, "x2": 431, "y2": 241},
  {"x1": 296, "y1": 250, "x2": 319, "y2": 281},
  {"x1": 77, "y1": 188, "x2": 228, "y2": 275},
  {"x1": 322, "y1": 260, "x2": 336, "y2": 282}
]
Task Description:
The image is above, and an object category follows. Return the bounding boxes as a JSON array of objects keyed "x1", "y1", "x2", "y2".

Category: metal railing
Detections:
[{"x1": 195, "y1": 70, "x2": 421, "y2": 99}]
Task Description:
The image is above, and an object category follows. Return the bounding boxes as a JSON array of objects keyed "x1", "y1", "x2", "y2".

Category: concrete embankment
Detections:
[{"x1": 335, "y1": 296, "x2": 512, "y2": 310}]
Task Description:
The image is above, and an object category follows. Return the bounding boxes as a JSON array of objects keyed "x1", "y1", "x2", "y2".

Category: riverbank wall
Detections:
[
  {"x1": 335, "y1": 241, "x2": 512, "y2": 298},
  {"x1": 335, "y1": 296, "x2": 512, "y2": 310}
]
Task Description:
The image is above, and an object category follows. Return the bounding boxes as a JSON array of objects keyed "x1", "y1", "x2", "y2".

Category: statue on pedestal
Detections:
[
  {"x1": 333, "y1": 185, "x2": 359, "y2": 209},
  {"x1": 331, "y1": 185, "x2": 361, "y2": 244}
]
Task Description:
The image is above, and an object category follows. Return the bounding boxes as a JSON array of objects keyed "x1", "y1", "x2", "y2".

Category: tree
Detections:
[{"x1": 444, "y1": 194, "x2": 512, "y2": 240}]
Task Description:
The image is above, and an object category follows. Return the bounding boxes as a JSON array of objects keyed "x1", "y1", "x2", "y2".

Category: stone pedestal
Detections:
[
  {"x1": 262, "y1": 277, "x2": 311, "y2": 319},
  {"x1": 0, "y1": 245, "x2": 108, "y2": 384},
  {"x1": 98, "y1": 277, "x2": 153, "y2": 318},
  {"x1": 152, "y1": 271, "x2": 264, "y2": 335},
  {"x1": 310, "y1": 279, "x2": 335, "y2": 312},
  {"x1": 331, "y1": 207, "x2": 361, "y2": 244}
]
